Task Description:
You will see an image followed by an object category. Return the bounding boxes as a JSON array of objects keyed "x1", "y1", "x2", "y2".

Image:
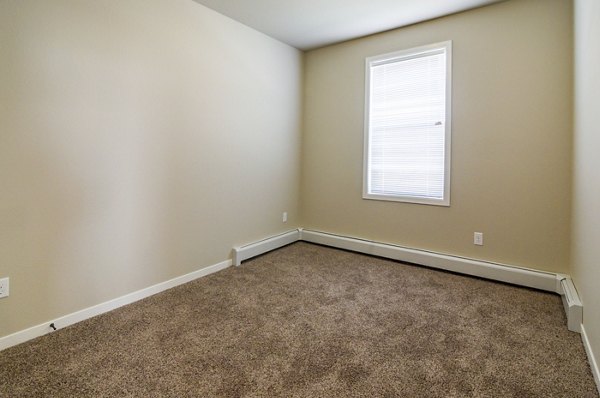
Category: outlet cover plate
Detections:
[
  {"x1": 474, "y1": 232, "x2": 484, "y2": 246},
  {"x1": 0, "y1": 277, "x2": 9, "y2": 298}
]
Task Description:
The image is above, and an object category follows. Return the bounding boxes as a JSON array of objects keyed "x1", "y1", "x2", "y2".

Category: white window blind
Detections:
[{"x1": 364, "y1": 41, "x2": 451, "y2": 206}]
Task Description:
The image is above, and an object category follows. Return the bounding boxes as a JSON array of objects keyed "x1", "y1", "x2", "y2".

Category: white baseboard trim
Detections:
[
  {"x1": 581, "y1": 324, "x2": 600, "y2": 395},
  {"x1": 233, "y1": 229, "x2": 301, "y2": 266},
  {"x1": 1, "y1": 228, "x2": 584, "y2": 352},
  {"x1": 0, "y1": 259, "x2": 232, "y2": 351},
  {"x1": 301, "y1": 229, "x2": 558, "y2": 293}
]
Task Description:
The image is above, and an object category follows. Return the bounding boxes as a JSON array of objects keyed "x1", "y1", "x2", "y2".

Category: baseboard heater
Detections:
[
  {"x1": 233, "y1": 229, "x2": 301, "y2": 266},
  {"x1": 558, "y1": 276, "x2": 583, "y2": 333},
  {"x1": 301, "y1": 229, "x2": 559, "y2": 291},
  {"x1": 232, "y1": 228, "x2": 583, "y2": 333}
]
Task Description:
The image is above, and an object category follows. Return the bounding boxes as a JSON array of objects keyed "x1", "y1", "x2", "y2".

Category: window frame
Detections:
[{"x1": 362, "y1": 41, "x2": 452, "y2": 206}]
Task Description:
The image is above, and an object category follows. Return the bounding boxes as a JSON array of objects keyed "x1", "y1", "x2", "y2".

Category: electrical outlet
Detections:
[
  {"x1": 282, "y1": 212, "x2": 288, "y2": 223},
  {"x1": 474, "y1": 232, "x2": 484, "y2": 246},
  {"x1": 0, "y1": 277, "x2": 9, "y2": 299}
]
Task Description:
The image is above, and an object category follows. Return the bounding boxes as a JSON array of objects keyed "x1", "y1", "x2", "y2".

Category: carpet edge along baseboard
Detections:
[{"x1": 0, "y1": 259, "x2": 232, "y2": 351}]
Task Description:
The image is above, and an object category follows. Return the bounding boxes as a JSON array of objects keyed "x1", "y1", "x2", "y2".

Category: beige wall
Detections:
[
  {"x1": 301, "y1": 0, "x2": 573, "y2": 273},
  {"x1": 573, "y1": 0, "x2": 600, "y2": 380},
  {"x1": 0, "y1": 0, "x2": 583, "y2": 346},
  {"x1": 0, "y1": 0, "x2": 302, "y2": 337}
]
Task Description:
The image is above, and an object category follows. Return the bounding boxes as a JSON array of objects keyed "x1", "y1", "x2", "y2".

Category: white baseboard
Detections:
[
  {"x1": 0, "y1": 259, "x2": 232, "y2": 351},
  {"x1": 581, "y1": 324, "x2": 600, "y2": 395},
  {"x1": 233, "y1": 229, "x2": 301, "y2": 266},
  {"x1": 1, "y1": 228, "x2": 584, "y2": 352},
  {"x1": 301, "y1": 229, "x2": 558, "y2": 293}
]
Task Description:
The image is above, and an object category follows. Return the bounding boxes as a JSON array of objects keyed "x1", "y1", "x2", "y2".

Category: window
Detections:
[{"x1": 363, "y1": 41, "x2": 452, "y2": 206}]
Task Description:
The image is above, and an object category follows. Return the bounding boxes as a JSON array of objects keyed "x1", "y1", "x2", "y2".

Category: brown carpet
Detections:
[{"x1": 0, "y1": 242, "x2": 598, "y2": 397}]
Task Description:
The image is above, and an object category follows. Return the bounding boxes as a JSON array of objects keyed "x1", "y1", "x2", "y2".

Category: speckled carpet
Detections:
[{"x1": 0, "y1": 242, "x2": 598, "y2": 397}]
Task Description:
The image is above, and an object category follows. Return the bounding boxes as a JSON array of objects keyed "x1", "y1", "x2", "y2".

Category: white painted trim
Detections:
[
  {"x1": 233, "y1": 229, "x2": 301, "y2": 266},
  {"x1": 301, "y1": 230, "x2": 557, "y2": 292},
  {"x1": 559, "y1": 277, "x2": 583, "y2": 333},
  {"x1": 363, "y1": 41, "x2": 452, "y2": 207},
  {"x1": 581, "y1": 324, "x2": 600, "y2": 395},
  {"x1": 0, "y1": 259, "x2": 232, "y2": 351}
]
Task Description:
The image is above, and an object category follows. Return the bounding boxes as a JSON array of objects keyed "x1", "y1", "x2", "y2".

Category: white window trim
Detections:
[{"x1": 362, "y1": 41, "x2": 452, "y2": 206}]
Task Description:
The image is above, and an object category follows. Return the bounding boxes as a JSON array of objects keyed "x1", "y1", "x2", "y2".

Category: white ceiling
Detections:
[{"x1": 192, "y1": 0, "x2": 505, "y2": 50}]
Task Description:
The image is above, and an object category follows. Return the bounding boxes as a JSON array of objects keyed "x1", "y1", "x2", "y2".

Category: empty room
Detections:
[{"x1": 1, "y1": 0, "x2": 599, "y2": 396}]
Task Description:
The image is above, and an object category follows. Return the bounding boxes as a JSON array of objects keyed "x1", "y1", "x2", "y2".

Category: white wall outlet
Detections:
[
  {"x1": 282, "y1": 212, "x2": 288, "y2": 223},
  {"x1": 0, "y1": 277, "x2": 9, "y2": 299},
  {"x1": 474, "y1": 232, "x2": 484, "y2": 246}
]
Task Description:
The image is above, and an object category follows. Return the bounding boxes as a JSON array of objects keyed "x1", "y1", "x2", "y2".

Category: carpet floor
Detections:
[{"x1": 0, "y1": 242, "x2": 598, "y2": 397}]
